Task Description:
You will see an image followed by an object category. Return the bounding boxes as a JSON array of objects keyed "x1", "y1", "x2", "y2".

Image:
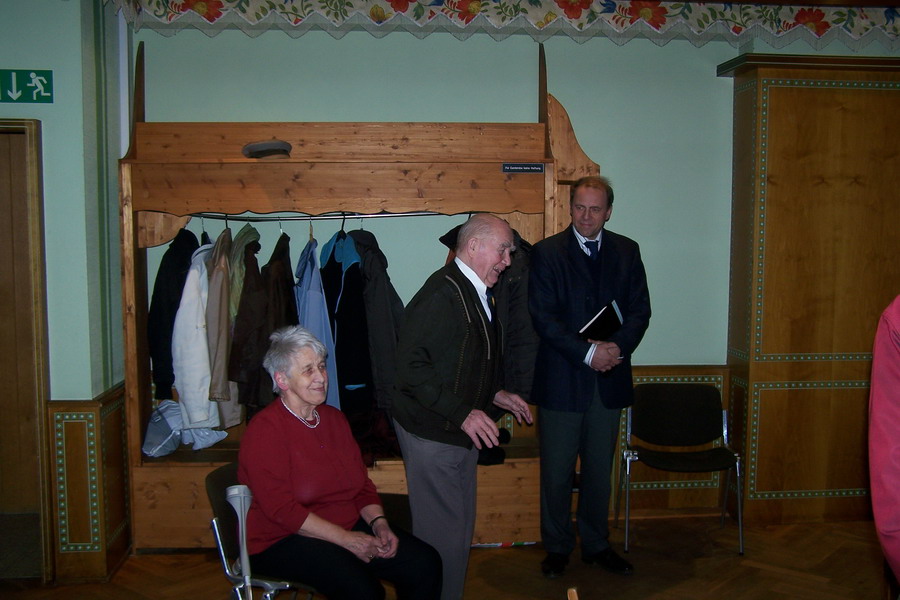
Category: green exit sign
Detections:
[{"x1": 1, "y1": 70, "x2": 53, "y2": 104}]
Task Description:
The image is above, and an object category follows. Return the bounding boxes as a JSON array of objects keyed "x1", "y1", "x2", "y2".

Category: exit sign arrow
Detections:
[{"x1": 7, "y1": 72, "x2": 22, "y2": 101}]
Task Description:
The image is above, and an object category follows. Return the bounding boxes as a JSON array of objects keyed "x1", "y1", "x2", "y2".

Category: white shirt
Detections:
[
  {"x1": 454, "y1": 257, "x2": 492, "y2": 321},
  {"x1": 573, "y1": 228, "x2": 603, "y2": 258},
  {"x1": 572, "y1": 229, "x2": 604, "y2": 365}
]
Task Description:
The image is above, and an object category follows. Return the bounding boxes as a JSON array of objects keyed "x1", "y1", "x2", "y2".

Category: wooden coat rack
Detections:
[{"x1": 120, "y1": 42, "x2": 598, "y2": 549}]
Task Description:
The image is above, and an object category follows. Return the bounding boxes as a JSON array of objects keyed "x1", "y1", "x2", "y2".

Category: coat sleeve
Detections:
[
  {"x1": 606, "y1": 241, "x2": 651, "y2": 358},
  {"x1": 495, "y1": 245, "x2": 540, "y2": 401}
]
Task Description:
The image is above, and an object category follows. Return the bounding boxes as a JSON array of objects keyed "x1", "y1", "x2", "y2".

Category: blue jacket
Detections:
[{"x1": 294, "y1": 238, "x2": 341, "y2": 409}]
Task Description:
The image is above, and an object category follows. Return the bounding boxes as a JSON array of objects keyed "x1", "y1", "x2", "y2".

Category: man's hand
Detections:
[
  {"x1": 461, "y1": 409, "x2": 500, "y2": 449},
  {"x1": 492, "y1": 390, "x2": 533, "y2": 426},
  {"x1": 589, "y1": 341, "x2": 622, "y2": 372}
]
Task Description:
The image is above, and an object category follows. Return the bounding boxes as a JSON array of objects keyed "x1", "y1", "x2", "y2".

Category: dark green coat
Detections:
[{"x1": 392, "y1": 261, "x2": 502, "y2": 449}]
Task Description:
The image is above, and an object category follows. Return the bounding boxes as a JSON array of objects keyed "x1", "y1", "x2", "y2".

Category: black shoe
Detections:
[
  {"x1": 582, "y1": 548, "x2": 633, "y2": 575},
  {"x1": 541, "y1": 552, "x2": 569, "y2": 578}
]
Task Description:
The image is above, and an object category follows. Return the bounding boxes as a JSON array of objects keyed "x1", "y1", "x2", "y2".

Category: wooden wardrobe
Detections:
[{"x1": 120, "y1": 44, "x2": 598, "y2": 549}]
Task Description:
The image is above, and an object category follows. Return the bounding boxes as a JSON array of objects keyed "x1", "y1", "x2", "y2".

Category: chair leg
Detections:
[
  {"x1": 721, "y1": 468, "x2": 732, "y2": 527},
  {"x1": 736, "y1": 459, "x2": 744, "y2": 555},
  {"x1": 233, "y1": 584, "x2": 251, "y2": 600},
  {"x1": 624, "y1": 454, "x2": 633, "y2": 553},
  {"x1": 614, "y1": 450, "x2": 627, "y2": 527}
]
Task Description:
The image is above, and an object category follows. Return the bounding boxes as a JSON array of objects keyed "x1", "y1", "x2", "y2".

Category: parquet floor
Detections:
[{"x1": 1, "y1": 518, "x2": 891, "y2": 599}]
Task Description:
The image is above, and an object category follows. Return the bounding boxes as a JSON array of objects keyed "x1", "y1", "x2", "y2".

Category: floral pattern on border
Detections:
[{"x1": 106, "y1": 0, "x2": 900, "y2": 48}]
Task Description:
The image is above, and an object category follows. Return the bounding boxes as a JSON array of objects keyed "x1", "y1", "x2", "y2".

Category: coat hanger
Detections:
[
  {"x1": 308, "y1": 217, "x2": 314, "y2": 243},
  {"x1": 338, "y1": 212, "x2": 347, "y2": 239}
]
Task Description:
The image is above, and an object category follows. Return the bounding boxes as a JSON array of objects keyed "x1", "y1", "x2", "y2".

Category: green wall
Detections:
[
  {"x1": 2, "y1": 0, "x2": 123, "y2": 399},
  {"x1": 2, "y1": 0, "x2": 898, "y2": 400}
]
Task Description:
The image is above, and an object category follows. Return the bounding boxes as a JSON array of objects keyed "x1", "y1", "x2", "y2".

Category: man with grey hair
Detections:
[{"x1": 392, "y1": 213, "x2": 533, "y2": 600}]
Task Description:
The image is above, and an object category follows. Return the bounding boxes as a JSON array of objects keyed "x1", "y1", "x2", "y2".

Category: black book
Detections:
[{"x1": 578, "y1": 300, "x2": 623, "y2": 341}]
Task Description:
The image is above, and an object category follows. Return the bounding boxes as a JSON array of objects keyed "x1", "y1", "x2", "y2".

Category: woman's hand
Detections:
[
  {"x1": 299, "y1": 512, "x2": 382, "y2": 562},
  {"x1": 371, "y1": 519, "x2": 399, "y2": 559},
  {"x1": 340, "y1": 530, "x2": 382, "y2": 563}
]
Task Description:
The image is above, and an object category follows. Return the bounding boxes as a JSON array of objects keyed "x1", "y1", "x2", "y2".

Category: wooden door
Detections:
[{"x1": 0, "y1": 120, "x2": 52, "y2": 581}]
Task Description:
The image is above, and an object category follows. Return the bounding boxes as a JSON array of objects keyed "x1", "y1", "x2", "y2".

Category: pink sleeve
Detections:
[{"x1": 869, "y1": 295, "x2": 900, "y2": 580}]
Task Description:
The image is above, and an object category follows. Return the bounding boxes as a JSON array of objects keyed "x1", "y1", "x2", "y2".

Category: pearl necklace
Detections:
[{"x1": 281, "y1": 399, "x2": 320, "y2": 429}]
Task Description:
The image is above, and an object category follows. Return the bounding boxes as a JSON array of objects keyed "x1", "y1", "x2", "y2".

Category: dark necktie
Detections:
[
  {"x1": 486, "y1": 289, "x2": 496, "y2": 320},
  {"x1": 585, "y1": 240, "x2": 599, "y2": 260}
]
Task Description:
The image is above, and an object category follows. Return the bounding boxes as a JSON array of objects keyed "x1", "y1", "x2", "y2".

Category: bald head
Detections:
[{"x1": 456, "y1": 214, "x2": 514, "y2": 288}]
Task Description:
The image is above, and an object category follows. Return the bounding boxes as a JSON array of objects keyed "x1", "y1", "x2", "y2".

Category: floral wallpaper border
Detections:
[{"x1": 107, "y1": 0, "x2": 900, "y2": 49}]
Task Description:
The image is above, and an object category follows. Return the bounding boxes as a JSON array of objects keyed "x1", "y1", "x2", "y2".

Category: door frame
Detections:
[{"x1": 0, "y1": 119, "x2": 53, "y2": 582}]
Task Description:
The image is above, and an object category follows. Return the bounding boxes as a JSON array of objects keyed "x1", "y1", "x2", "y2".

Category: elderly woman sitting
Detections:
[{"x1": 238, "y1": 325, "x2": 442, "y2": 599}]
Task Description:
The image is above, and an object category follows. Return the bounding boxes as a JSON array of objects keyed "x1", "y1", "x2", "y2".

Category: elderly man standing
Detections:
[{"x1": 392, "y1": 213, "x2": 534, "y2": 600}]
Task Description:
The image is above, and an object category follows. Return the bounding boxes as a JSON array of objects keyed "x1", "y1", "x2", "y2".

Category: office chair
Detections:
[
  {"x1": 205, "y1": 462, "x2": 316, "y2": 600},
  {"x1": 615, "y1": 383, "x2": 744, "y2": 555}
]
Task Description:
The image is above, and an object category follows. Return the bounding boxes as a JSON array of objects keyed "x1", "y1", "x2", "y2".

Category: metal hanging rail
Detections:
[{"x1": 190, "y1": 211, "x2": 455, "y2": 222}]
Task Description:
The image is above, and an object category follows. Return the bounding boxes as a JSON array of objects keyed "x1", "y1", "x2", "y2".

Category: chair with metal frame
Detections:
[
  {"x1": 205, "y1": 462, "x2": 316, "y2": 600},
  {"x1": 614, "y1": 382, "x2": 744, "y2": 555}
]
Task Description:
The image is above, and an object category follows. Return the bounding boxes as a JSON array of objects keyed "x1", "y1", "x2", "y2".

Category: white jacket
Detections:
[{"x1": 172, "y1": 244, "x2": 221, "y2": 429}]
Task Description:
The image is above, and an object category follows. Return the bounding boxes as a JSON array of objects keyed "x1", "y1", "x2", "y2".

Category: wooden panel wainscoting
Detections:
[
  {"x1": 48, "y1": 387, "x2": 130, "y2": 582},
  {"x1": 719, "y1": 54, "x2": 900, "y2": 525}
]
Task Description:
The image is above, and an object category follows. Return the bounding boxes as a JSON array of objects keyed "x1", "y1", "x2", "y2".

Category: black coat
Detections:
[
  {"x1": 528, "y1": 226, "x2": 651, "y2": 411},
  {"x1": 348, "y1": 230, "x2": 405, "y2": 412},
  {"x1": 392, "y1": 261, "x2": 503, "y2": 449},
  {"x1": 148, "y1": 228, "x2": 199, "y2": 400}
]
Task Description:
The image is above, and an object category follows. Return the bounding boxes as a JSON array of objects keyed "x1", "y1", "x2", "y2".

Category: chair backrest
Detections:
[
  {"x1": 205, "y1": 462, "x2": 241, "y2": 563},
  {"x1": 630, "y1": 383, "x2": 724, "y2": 447}
]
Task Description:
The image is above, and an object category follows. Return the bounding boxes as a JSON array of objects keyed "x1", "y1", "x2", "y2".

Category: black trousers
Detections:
[
  {"x1": 250, "y1": 519, "x2": 442, "y2": 600},
  {"x1": 539, "y1": 392, "x2": 621, "y2": 557}
]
